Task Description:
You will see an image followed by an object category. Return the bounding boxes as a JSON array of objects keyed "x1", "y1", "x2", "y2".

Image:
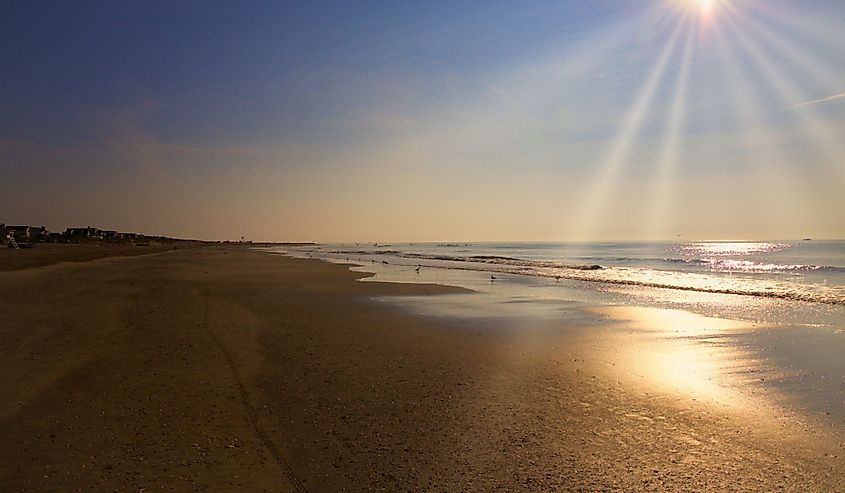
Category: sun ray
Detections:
[
  {"x1": 708, "y1": 9, "x2": 833, "y2": 230},
  {"x1": 736, "y1": 11, "x2": 842, "y2": 93},
  {"x1": 705, "y1": 10, "x2": 805, "y2": 230},
  {"x1": 644, "y1": 25, "x2": 696, "y2": 240},
  {"x1": 563, "y1": 12, "x2": 689, "y2": 240},
  {"x1": 452, "y1": 2, "x2": 677, "y2": 165},
  {"x1": 721, "y1": 10, "x2": 845, "y2": 186},
  {"x1": 727, "y1": 5, "x2": 845, "y2": 116},
  {"x1": 485, "y1": 3, "x2": 671, "y2": 119},
  {"x1": 742, "y1": 0, "x2": 845, "y2": 51}
]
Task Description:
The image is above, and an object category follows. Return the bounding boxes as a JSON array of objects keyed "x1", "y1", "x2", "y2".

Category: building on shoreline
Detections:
[
  {"x1": 3, "y1": 222, "x2": 190, "y2": 245},
  {"x1": 4, "y1": 225, "x2": 46, "y2": 240},
  {"x1": 65, "y1": 227, "x2": 143, "y2": 241},
  {"x1": 66, "y1": 226, "x2": 100, "y2": 238}
]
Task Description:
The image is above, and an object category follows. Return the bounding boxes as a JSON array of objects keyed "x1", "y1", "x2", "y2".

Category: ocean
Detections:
[
  {"x1": 282, "y1": 241, "x2": 843, "y2": 297},
  {"x1": 274, "y1": 240, "x2": 845, "y2": 317}
]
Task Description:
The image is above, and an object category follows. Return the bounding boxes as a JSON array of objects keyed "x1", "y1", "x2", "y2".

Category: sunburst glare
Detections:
[
  {"x1": 681, "y1": 0, "x2": 726, "y2": 20},
  {"x1": 567, "y1": 0, "x2": 844, "y2": 240}
]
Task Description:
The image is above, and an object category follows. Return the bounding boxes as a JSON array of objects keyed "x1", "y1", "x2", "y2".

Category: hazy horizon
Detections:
[{"x1": 3, "y1": 1, "x2": 844, "y2": 242}]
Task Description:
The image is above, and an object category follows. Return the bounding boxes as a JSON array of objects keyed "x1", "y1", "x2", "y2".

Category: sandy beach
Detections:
[
  {"x1": 2, "y1": 246, "x2": 844, "y2": 491},
  {"x1": 0, "y1": 242, "x2": 206, "y2": 273}
]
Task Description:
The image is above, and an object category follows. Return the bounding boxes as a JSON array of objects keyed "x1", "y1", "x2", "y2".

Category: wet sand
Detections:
[{"x1": 1, "y1": 247, "x2": 844, "y2": 491}]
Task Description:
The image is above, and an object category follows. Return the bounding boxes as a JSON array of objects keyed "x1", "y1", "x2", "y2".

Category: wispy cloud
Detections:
[{"x1": 790, "y1": 92, "x2": 845, "y2": 110}]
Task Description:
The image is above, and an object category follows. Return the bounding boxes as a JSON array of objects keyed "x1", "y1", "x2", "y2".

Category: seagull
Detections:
[
  {"x1": 490, "y1": 275, "x2": 496, "y2": 281},
  {"x1": 415, "y1": 265, "x2": 421, "y2": 273}
]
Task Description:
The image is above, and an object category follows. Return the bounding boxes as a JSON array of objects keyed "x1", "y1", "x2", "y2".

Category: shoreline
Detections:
[
  {"x1": 2, "y1": 247, "x2": 844, "y2": 490},
  {"x1": 267, "y1": 242, "x2": 845, "y2": 308}
]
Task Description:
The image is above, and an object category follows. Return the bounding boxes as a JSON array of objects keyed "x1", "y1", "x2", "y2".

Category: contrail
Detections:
[{"x1": 790, "y1": 91, "x2": 845, "y2": 110}]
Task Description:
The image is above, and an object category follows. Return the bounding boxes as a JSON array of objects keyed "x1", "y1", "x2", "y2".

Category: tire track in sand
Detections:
[{"x1": 202, "y1": 293, "x2": 308, "y2": 493}]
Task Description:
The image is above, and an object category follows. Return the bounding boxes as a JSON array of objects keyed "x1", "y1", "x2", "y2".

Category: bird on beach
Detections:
[
  {"x1": 415, "y1": 265, "x2": 421, "y2": 273},
  {"x1": 555, "y1": 276, "x2": 560, "y2": 281},
  {"x1": 490, "y1": 275, "x2": 496, "y2": 281}
]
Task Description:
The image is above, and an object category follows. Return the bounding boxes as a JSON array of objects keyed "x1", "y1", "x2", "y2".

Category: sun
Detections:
[
  {"x1": 679, "y1": 0, "x2": 724, "y2": 19},
  {"x1": 697, "y1": 0, "x2": 716, "y2": 14}
]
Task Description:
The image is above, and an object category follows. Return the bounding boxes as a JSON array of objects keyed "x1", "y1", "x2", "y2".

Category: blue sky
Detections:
[{"x1": 2, "y1": 1, "x2": 844, "y2": 240}]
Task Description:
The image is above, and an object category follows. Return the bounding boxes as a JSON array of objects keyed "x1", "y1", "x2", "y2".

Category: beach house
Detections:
[
  {"x1": 5, "y1": 225, "x2": 34, "y2": 239},
  {"x1": 29, "y1": 226, "x2": 47, "y2": 240},
  {"x1": 66, "y1": 226, "x2": 100, "y2": 238},
  {"x1": 1, "y1": 225, "x2": 48, "y2": 241}
]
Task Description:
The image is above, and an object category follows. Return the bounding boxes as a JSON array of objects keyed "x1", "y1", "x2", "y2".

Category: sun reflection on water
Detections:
[
  {"x1": 673, "y1": 242, "x2": 790, "y2": 257},
  {"x1": 591, "y1": 306, "x2": 759, "y2": 406}
]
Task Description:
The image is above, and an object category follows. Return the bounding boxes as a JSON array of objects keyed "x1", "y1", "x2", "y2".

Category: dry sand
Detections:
[
  {"x1": 1, "y1": 246, "x2": 844, "y2": 491},
  {"x1": 0, "y1": 242, "x2": 205, "y2": 272}
]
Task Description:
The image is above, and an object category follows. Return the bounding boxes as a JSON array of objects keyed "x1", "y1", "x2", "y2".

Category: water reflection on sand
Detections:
[{"x1": 589, "y1": 306, "x2": 764, "y2": 407}]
